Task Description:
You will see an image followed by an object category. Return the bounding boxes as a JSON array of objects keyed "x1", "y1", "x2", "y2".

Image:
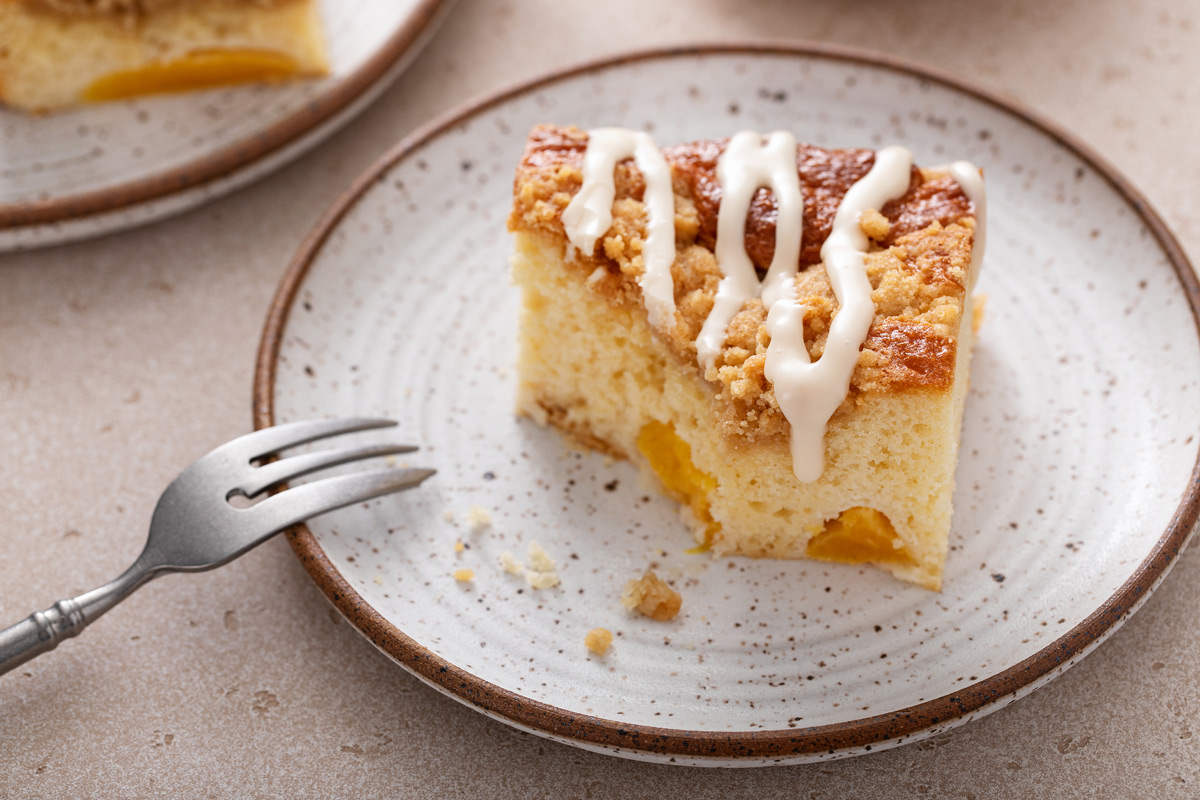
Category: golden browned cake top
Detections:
[{"x1": 509, "y1": 125, "x2": 979, "y2": 442}]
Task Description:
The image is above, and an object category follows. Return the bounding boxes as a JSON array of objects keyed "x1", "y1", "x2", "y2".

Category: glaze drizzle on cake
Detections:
[
  {"x1": 943, "y1": 161, "x2": 988, "y2": 284},
  {"x1": 563, "y1": 128, "x2": 677, "y2": 330},
  {"x1": 696, "y1": 131, "x2": 804, "y2": 371},
  {"x1": 764, "y1": 144, "x2": 914, "y2": 481},
  {"x1": 562, "y1": 128, "x2": 984, "y2": 482}
]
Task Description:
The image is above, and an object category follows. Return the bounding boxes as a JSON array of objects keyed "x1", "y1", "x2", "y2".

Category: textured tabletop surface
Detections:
[{"x1": 2, "y1": 1, "x2": 1198, "y2": 797}]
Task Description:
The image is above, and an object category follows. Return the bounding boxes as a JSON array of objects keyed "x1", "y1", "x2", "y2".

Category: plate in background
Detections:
[
  {"x1": 0, "y1": 0, "x2": 450, "y2": 252},
  {"x1": 254, "y1": 44, "x2": 1200, "y2": 765}
]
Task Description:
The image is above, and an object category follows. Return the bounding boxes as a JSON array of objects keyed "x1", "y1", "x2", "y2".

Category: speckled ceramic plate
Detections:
[
  {"x1": 0, "y1": 0, "x2": 451, "y2": 252},
  {"x1": 253, "y1": 44, "x2": 1200, "y2": 766}
]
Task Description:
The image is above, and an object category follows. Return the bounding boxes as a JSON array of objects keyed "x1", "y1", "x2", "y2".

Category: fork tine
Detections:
[
  {"x1": 225, "y1": 418, "x2": 398, "y2": 462},
  {"x1": 239, "y1": 443, "x2": 420, "y2": 498},
  {"x1": 250, "y1": 467, "x2": 436, "y2": 535}
]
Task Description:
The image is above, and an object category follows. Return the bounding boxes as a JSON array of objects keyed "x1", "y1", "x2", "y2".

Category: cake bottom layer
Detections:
[{"x1": 512, "y1": 232, "x2": 976, "y2": 590}]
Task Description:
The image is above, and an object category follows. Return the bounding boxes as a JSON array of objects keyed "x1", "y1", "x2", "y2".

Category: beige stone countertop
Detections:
[{"x1": 2, "y1": 1, "x2": 1198, "y2": 796}]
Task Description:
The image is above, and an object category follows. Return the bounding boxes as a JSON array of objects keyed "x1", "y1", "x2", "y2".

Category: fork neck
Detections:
[{"x1": 71, "y1": 562, "x2": 160, "y2": 630}]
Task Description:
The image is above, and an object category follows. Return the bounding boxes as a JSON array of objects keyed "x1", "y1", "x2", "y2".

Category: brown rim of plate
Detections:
[
  {"x1": 253, "y1": 42, "x2": 1200, "y2": 761},
  {"x1": 0, "y1": 0, "x2": 449, "y2": 230}
]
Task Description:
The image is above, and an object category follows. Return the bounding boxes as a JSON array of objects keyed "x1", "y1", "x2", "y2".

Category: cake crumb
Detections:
[
  {"x1": 372, "y1": 574, "x2": 384, "y2": 586},
  {"x1": 442, "y1": 509, "x2": 455, "y2": 523},
  {"x1": 528, "y1": 541, "x2": 555, "y2": 572},
  {"x1": 527, "y1": 570, "x2": 561, "y2": 590},
  {"x1": 972, "y1": 293, "x2": 988, "y2": 334},
  {"x1": 859, "y1": 208, "x2": 891, "y2": 240},
  {"x1": 453, "y1": 568, "x2": 475, "y2": 583},
  {"x1": 621, "y1": 571, "x2": 682, "y2": 621},
  {"x1": 453, "y1": 541, "x2": 465, "y2": 554},
  {"x1": 584, "y1": 628, "x2": 614, "y2": 656},
  {"x1": 466, "y1": 506, "x2": 492, "y2": 532},
  {"x1": 500, "y1": 551, "x2": 525, "y2": 575},
  {"x1": 525, "y1": 541, "x2": 560, "y2": 589}
]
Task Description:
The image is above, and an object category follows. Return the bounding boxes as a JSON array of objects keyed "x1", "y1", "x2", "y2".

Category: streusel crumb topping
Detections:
[{"x1": 509, "y1": 125, "x2": 978, "y2": 443}]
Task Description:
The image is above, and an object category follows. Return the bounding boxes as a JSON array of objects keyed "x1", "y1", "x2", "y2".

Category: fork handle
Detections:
[
  {"x1": 0, "y1": 600, "x2": 89, "y2": 675},
  {"x1": 0, "y1": 566, "x2": 152, "y2": 676}
]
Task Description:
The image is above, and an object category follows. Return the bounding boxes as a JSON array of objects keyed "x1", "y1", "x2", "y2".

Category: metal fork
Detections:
[{"x1": 0, "y1": 418, "x2": 434, "y2": 677}]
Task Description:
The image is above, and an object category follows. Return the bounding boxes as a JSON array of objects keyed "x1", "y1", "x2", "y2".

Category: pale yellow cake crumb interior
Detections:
[{"x1": 513, "y1": 232, "x2": 976, "y2": 591}]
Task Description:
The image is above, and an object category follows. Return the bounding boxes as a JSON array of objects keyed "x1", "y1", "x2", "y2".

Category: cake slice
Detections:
[
  {"x1": 508, "y1": 125, "x2": 986, "y2": 591},
  {"x1": 0, "y1": 0, "x2": 327, "y2": 112}
]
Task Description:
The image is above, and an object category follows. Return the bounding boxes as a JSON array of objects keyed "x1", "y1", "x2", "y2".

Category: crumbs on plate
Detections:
[
  {"x1": 466, "y1": 506, "x2": 492, "y2": 532},
  {"x1": 498, "y1": 542, "x2": 560, "y2": 588},
  {"x1": 621, "y1": 571, "x2": 681, "y2": 621},
  {"x1": 584, "y1": 627, "x2": 613, "y2": 656},
  {"x1": 500, "y1": 550, "x2": 524, "y2": 575},
  {"x1": 524, "y1": 541, "x2": 560, "y2": 589}
]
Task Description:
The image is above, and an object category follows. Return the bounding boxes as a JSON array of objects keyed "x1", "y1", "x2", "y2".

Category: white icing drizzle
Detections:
[
  {"x1": 765, "y1": 145, "x2": 914, "y2": 482},
  {"x1": 561, "y1": 128, "x2": 677, "y2": 329},
  {"x1": 944, "y1": 161, "x2": 987, "y2": 289},
  {"x1": 695, "y1": 131, "x2": 805, "y2": 372},
  {"x1": 561, "y1": 129, "x2": 984, "y2": 484}
]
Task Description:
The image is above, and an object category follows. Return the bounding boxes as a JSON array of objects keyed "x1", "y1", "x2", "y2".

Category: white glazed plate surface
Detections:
[
  {"x1": 0, "y1": 0, "x2": 447, "y2": 251},
  {"x1": 258, "y1": 46, "x2": 1200, "y2": 765}
]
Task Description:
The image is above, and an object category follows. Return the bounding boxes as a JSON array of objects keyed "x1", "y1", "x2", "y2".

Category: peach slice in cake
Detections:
[
  {"x1": 0, "y1": 0, "x2": 327, "y2": 112},
  {"x1": 508, "y1": 125, "x2": 985, "y2": 590}
]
